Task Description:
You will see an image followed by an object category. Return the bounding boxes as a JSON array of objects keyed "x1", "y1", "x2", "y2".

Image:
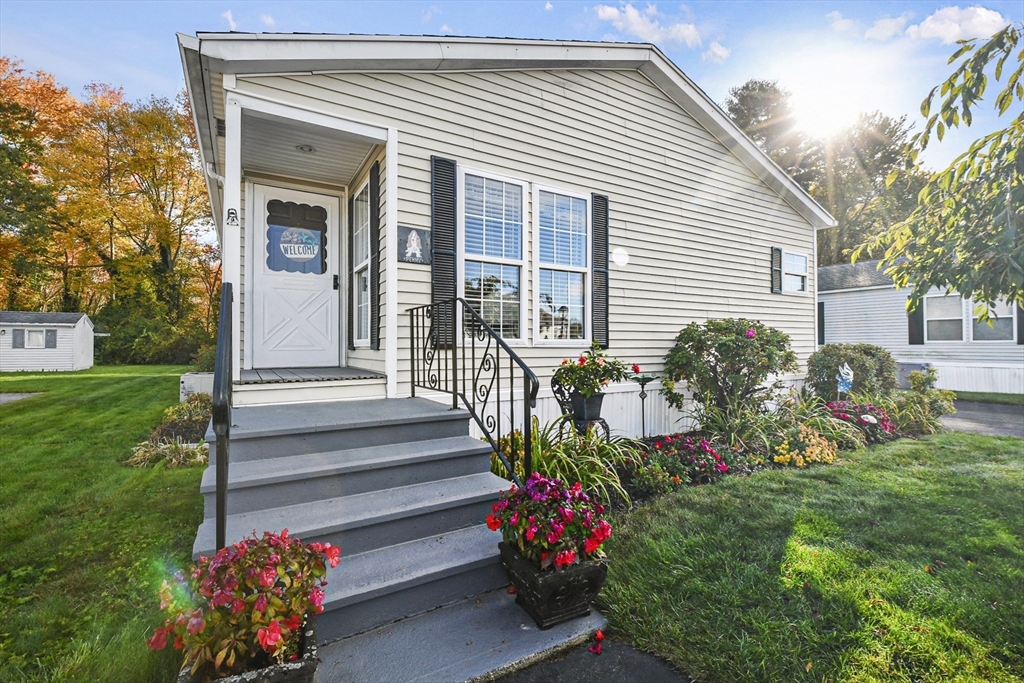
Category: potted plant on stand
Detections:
[
  {"x1": 487, "y1": 472, "x2": 613, "y2": 629},
  {"x1": 148, "y1": 530, "x2": 340, "y2": 682},
  {"x1": 553, "y1": 341, "x2": 633, "y2": 422}
]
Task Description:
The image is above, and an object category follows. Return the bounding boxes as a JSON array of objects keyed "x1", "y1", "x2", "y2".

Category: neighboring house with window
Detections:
[
  {"x1": 818, "y1": 260, "x2": 1024, "y2": 393},
  {"x1": 0, "y1": 312, "x2": 94, "y2": 372}
]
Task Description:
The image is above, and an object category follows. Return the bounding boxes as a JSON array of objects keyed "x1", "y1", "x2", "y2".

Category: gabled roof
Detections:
[
  {"x1": 0, "y1": 311, "x2": 89, "y2": 325},
  {"x1": 178, "y1": 33, "x2": 836, "y2": 230},
  {"x1": 818, "y1": 260, "x2": 897, "y2": 291}
]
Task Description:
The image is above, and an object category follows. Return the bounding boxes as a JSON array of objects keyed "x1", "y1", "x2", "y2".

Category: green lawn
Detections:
[
  {"x1": 954, "y1": 391, "x2": 1024, "y2": 406},
  {"x1": 600, "y1": 432, "x2": 1024, "y2": 682},
  {"x1": 0, "y1": 366, "x2": 202, "y2": 683}
]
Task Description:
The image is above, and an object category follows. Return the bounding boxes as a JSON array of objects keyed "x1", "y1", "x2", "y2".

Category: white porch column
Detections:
[
  {"x1": 223, "y1": 94, "x2": 243, "y2": 382},
  {"x1": 385, "y1": 128, "x2": 399, "y2": 398}
]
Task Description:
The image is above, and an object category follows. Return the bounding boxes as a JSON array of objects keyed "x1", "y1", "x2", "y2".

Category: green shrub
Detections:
[
  {"x1": 150, "y1": 393, "x2": 212, "y2": 443},
  {"x1": 661, "y1": 318, "x2": 798, "y2": 418},
  {"x1": 806, "y1": 343, "x2": 898, "y2": 401},
  {"x1": 490, "y1": 418, "x2": 642, "y2": 506},
  {"x1": 125, "y1": 439, "x2": 208, "y2": 468},
  {"x1": 850, "y1": 386, "x2": 956, "y2": 438},
  {"x1": 192, "y1": 344, "x2": 216, "y2": 372}
]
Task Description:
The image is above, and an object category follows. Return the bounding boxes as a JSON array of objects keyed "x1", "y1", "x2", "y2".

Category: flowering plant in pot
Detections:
[
  {"x1": 553, "y1": 340, "x2": 635, "y2": 420},
  {"x1": 486, "y1": 472, "x2": 612, "y2": 628},
  {"x1": 148, "y1": 530, "x2": 340, "y2": 682}
]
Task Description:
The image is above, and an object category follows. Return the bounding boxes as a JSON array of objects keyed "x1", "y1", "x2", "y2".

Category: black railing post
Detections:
[
  {"x1": 523, "y1": 370, "x2": 533, "y2": 478},
  {"x1": 212, "y1": 282, "x2": 233, "y2": 551},
  {"x1": 450, "y1": 301, "x2": 459, "y2": 410}
]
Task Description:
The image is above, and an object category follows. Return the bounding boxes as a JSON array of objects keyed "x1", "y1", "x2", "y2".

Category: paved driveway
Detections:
[{"x1": 940, "y1": 401, "x2": 1024, "y2": 439}]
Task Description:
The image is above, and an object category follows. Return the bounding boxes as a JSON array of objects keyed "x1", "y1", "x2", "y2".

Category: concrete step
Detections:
[
  {"x1": 193, "y1": 472, "x2": 508, "y2": 558},
  {"x1": 315, "y1": 585, "x2": 606, "y2": 682},
  {"x1": 206, "y1": 397, "x2": 470, "y2": 463},
  {"x1": 201, "y1": 436, "x2": 495, "y2": 516},
  {"x1": 318, "y1": 524, "x2": 509, "y2": 643}
]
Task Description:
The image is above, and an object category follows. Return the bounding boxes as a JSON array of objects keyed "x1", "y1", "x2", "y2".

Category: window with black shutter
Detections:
[
  {"x1": 12, "y1": 329, "x2": 25, "y2": 348},
  {"x1": 908, "y1": 300, "x2": 925, "y2": 345},
  {"x1": 771, "y1": 247, "x2": 783, "y2": 293},
  {"x1": 817, "y1": 301, "x2": 825, "y2": 345},
  {"x1": 591, "y1": 193, "x2": 609, "y2": 349},
  {"x1": 430, "y1": 156, "x2": 458, "y2": 345},
  {"x1": 45, "y1": 329, "x2": 57, "y2": 348}
]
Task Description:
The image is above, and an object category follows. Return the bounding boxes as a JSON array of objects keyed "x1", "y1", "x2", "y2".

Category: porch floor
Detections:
[{"x1": 238, "y1": 366, "x2": 384, "y2": 384}]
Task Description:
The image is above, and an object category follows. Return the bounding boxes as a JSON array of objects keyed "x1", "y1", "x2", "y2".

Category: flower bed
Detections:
[{"x1": 827, "y1": 400, "x2": 894, "y2": 444}]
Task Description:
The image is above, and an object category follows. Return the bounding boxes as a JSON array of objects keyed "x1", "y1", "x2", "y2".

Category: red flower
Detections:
[
  {"x1": 325, "y1": 544, "x2": 341, "y2": 568},
  {"x1": 632, "y1": 363, "x2": 641, "y2": 374},
  {"x1": 231, "y1": 598, "x2": 245, "y2": 614},
  {"x1": 578, "y1": 356, "x2": 587, "y2": 366},
  {"x1": 555, "y1": 549, "x2": 577, "y2": 566},
  {"x1": 283, "y1": 614, "x2": 302, "y2": 631},
  {"x1": 258, "y1": 621, "x2": 283, "y2": 652},
  {"x1": 173, "y1": 635, "x2": 183, "y2": 650},
  {"x1": 259, "y1": 565, "x2": 277, "y2": 587},
  {"x1": 146, "y1": 626, "x2": 168, "y2": 651},
  {"x1": 584, "y1": 535, "x2": 602, "y2": 554},
  {"x1": 255, "y1": 594, "x2": 268, "y2": 612},
  {"x1": 589, "y1": 642, "x2": 603, "y2": 655},
  {"x1": 486, "y1": 514, "x2": 502, "y2": 531},
  {"x1": 594, "y1": 629, "x2": 605, "y2": 641}
]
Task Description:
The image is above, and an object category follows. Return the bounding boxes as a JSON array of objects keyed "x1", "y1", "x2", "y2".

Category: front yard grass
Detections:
[
  {"x1": 954, "y1": 391, "x2": 1024, "y2": 406},
  {"x1": 0, "y1": 366, "x2": 202, "y2": 683},
  {"x1": 600, "y1": 432, "x2": 1024, "y2": 682}
]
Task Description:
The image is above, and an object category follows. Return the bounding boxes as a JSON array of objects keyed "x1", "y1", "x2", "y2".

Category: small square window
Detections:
[
  {"x1": 972, "y1": 300, "x2": 1015, "y2": 342},
  {"x1": 925, "y1": 295, "x2": 964, "y2": 341},
  {"x1": 26, "y1": 329, "x2": 45, "y2": 348}
]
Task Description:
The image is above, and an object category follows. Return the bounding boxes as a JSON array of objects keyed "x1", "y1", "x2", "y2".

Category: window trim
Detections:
[
  {"x1": 532, "y1": 183, "x2": 592, "y2": 347},
  {"x1": 780, "y1": 250, "x2": 810, "y2": 296},
  {"x1": 352, "y1": 177, "x2": 371, "y2": 347},
  {"x1": 923, "y1": 293, "x2": 966, "y2": 343},
  {"x1": 968, "y1": 299, "x2": 1018, "y2": 343},
  {"x1": 25, "y1": 328, "x2": 45, "y2": 349},
  {"x1": 456, "y1": 165, "x2": 528, "y2": 344}
]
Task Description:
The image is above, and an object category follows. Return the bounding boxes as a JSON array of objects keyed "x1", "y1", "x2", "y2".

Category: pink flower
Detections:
[
  {"x1": 231, "y1": 598, "x2": 245, "y2": 614},
  {"x1": 589, "y1": 642, "x2": 603, "y2": 655},
  {"x1": 257, "y1": 621, "x2": 283, "y2": 652},
  {"x1": 259, "y1": 565, "x2": 277, "y2": 587},
  {"x1": 254, "y1": 593, "x2": 268, "y2": 612},
  {"x1": 555, "y1": 549, "x2": 577, "y2": 567},
  {"x1": 147, "y1": 626, "x2": 168, "y2": 651},
  {"x1": 309, "y1": 585, "x2": 325, "y2": 611},
  {"x1": 283, "y1": 614, "x2": 302, "y2": 631},
  {"x1": 325, "y1": 544, "x2": 341, "y2": 568},
  {"x1": 746, "y1": 328, "x2": 756, "y2": 339},
  {"x1": 715, "y1": 462, "x2": 729, "y2": 473},
  {"x1": 187, "y1": 614, "x2": 206, "y2": 635}
]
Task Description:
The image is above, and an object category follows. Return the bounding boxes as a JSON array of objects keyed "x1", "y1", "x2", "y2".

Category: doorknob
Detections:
[{"x1": 333, "y1": 275, "x2": 340, "y2": 290}]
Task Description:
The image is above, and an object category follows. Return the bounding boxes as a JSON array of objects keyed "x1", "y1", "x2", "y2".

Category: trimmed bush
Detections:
[{"x1": 806, "y1": 343, "x2": 898, "y2": 401}]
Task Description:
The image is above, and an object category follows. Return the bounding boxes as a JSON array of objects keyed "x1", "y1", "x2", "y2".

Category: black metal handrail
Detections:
[
  {"x1": 212, "y1": 282, "x2": 233, "y2": 550},
  {"x1": 409, "y1": 298, "x2": 540, "y2": 486}
]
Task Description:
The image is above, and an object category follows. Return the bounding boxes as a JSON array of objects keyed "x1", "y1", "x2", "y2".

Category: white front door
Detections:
[{"x1": 251, "y1": 185, "x2": 341, "y2": 369}]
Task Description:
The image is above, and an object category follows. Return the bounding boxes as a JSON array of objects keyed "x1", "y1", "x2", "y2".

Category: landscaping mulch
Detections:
[{"x1": 500, "y1": 636, "x2": 689, "y2": 683}]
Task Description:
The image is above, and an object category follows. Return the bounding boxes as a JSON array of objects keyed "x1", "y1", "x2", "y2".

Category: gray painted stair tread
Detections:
[
  {"x1": 194, "y1": 472, "x2": 507, "y2": 554},
  {"x1": 226, "y1": 397, "x2": 466, "y2": 439},
  {"x1": 324, "y1": 525, "x2": 501, "y2": 607},
  {"x1": 239, "y1": 366, "x2": 385, "y2": 384},
  {"x1": 315, "y1": 586, "x2": 606, "y2": 683},
  {"x1": 199, "y1": 436, "x2": 493, "y2": 493}
]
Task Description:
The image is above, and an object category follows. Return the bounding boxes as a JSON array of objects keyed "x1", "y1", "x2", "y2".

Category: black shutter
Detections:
[
  {"x1": 12, "y1": 329, "x2": 24, "y2": 348},
  {"x1": 347, "y1": 195, "x2": 355, "y2": 351},
  {"x1": 771, "y1": 247, "x2": 783, "y2": 293},
  {"x1": 591, "y1": 193, "x2": 610, "y2": 349},
  {"x1": 817, "y1": 301, "x2": 825, "y2": 345},
  {"x1": 369, "y1": 162, "x2": 381, "y2": 351},
  {"x1": 430, "y1": 156, "x2": 458, "y2": 346},
  {"x1": 1017, "y1": 305, "x2": 1023, "y2": 345},
  {"x1": 45, "y1": 329, "x2": 57, "y2": 348},
  {"x1": 908, "y1": 300, "x2": 925, "y2": 345}
]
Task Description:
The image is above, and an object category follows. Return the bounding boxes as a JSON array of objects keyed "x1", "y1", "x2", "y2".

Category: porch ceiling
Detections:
[{"x1": 241, "y1": 109, "x2": 376, "y2": 187}]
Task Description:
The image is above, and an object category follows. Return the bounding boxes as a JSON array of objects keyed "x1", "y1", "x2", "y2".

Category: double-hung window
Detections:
[
  {"x1": 536, "y1": 188, "x2": 588, "y2": 341},
  {"x1": 461, "y1": 171, "x2": 523, "y2": 339},
  {"x1": 782, "y1": 252, "x2": 809, "y2": 293},
  {"x1": 925, "y1": 294, "x2": 964, "y2": 341},
  {"x1": 971, "y1": 299, "x2": 1015, "y2": 341},
  {"x1": 352, "y1": 183, "x2": 370, "y2": 345}
]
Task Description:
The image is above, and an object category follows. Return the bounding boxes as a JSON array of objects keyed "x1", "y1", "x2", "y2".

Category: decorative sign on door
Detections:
[{"x1": 265, "y1": 200, "x2": 328, "y2": 274}]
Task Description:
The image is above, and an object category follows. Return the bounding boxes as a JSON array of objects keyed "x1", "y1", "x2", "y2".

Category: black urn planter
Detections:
[
  {"x1": 499, "y1": 542, "x2": 608, "y2": 629},
  {"x1": 176, "y1": 617, "x2": 318, "y2": 683},
  {"x1": 569, "y1": 391, "x2": 605, "y2": 421}
]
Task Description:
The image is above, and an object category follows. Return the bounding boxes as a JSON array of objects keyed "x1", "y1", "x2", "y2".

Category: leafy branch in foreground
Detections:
[{"x1": 857, "y1": 22, "x2": 1023, "y2": 316}]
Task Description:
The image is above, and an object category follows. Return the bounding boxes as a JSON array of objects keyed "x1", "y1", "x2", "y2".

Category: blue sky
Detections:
[{"x1": 2, "y1": 1, "x2": 1021, "y2": 168}]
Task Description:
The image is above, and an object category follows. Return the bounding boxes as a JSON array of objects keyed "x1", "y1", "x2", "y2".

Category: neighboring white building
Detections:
[
  {"x1": 179, "y1": 32, "x2": 835, "y2": 433},
  {"x1": 0, "y1": 312, "x2": 95, "y2": 372},
  {"x1": 818, "y1": 261, "x2": 1024, "y2": 394}
]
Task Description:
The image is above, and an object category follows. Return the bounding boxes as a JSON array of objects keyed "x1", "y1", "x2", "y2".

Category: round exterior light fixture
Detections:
[
  {"x1": 295, "y1": 144, "x2": 317, "y2": 154},
  {"x1": 611, "y1": 247, "x2": 629, "y2": 267}
]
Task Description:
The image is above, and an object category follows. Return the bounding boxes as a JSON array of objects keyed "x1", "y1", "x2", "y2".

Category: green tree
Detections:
[
  {"x1": 860, "y1": 22, "x2": 1023, "y2": 311},
  {"x1": 815, "y1": 113, "x2": 928, "y2": 266}
]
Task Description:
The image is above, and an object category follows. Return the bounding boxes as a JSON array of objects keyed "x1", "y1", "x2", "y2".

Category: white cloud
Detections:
[
  {"x1": 826, "y1": 10, "x2": 856, "y2": 33},
  {"x1": 545, "y1": 2, "x2": 553, "y2": 10},
  {"x1": 594, "y1": 3, "x2": 700, "y2": 47},
  {"x1": 221, "y1": 9, "x2": 237, "y2": 31},
  {"x1": 440, "y1": 24, "x2": 451, "y2": 32},
  {"x1": 701, "y1": 41, "x2": 730, "y2": 63},
  {"x1": 864, "y1": 13, "x2": 911, "y2": 41},
  {"x1": 906, "y1": 6, "x2": 1008, "y2": 44},
  {"x1": 422, "y1": 4, "x2": 441, "y2": 22},
  {"x1": 261, "y1": 14, "x2": 275, "y2": 27}
]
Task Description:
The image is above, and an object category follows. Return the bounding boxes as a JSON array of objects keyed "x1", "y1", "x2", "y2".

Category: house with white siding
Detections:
[
  {"x1": 0, "y1": 312, "x2": 94, "y2": 372},
  {"x1": 818, "y1": 260, "x2": 1024, "y2": 394},
  {"x1": 178, "y1": 33, "x2": 836, "y2": 661}
]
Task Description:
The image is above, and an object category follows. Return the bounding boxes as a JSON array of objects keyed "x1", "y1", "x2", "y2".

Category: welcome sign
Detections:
[
  {"x1": 279, "y1": 228, "x2": 321, "y2": 262},
  {"x1": 267, "y1": 222, "x2": 327, "y2": 274}
]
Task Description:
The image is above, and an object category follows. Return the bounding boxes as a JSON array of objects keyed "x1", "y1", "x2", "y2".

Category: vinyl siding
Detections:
[
  {"x1": 233, "y1": 68, "x2": 817, "y2": 398},
  {"x1": 0, "y1": 325, "x2": 78, "y2": 372}
]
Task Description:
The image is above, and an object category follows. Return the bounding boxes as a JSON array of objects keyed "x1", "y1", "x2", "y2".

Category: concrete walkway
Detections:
[{"x1": 940, "y1": 401, "x2": 1024, "y2": 439}]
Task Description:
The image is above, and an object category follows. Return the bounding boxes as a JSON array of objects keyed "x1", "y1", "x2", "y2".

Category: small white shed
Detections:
[{"x1": 0, "y1": 311, "x2": 94, "y2": 372}]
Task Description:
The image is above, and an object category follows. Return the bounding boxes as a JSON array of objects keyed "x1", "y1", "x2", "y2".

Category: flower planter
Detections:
[
  {"x1": 176, "y1": 618, "x2": 318, "y2": 683},
  {"x1": 569, "y1": 391, "x2": 605, "y2": 421},
  {"x1": 499, "y1": 542, "x2": 608, "y2": 629}
]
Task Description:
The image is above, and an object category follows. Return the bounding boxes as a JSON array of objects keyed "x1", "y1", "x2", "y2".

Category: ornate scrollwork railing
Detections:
[{"x1": 409, "y1": 298, "x2": 539, "y2": 486}]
